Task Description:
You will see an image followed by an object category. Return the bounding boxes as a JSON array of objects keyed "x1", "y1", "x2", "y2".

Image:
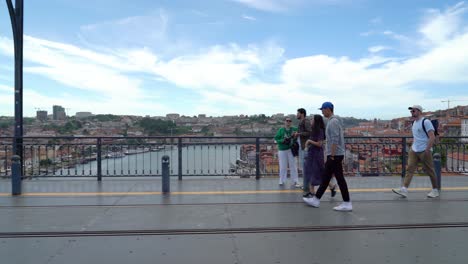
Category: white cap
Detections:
[{"x1": 408, "y1": 105, "x2": 423, "y2": 111}]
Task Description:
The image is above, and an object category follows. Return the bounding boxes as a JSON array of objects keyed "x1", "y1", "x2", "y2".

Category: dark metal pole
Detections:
[
  {"x1": 177, "y1": 137, "x2": 182, "y2": 180},
  {"x1": 11, "y1": 155, "x2": 21, "y2": 195},
  {"x1": 255, "y1": 137, "x2": 260, "y2": 180},
  {"x1": 6, "y1": 0, "x2": 24, "y2": 173},
  {"x1": 162, "y1": 155, "x2": 170, "y2": 193},
  {"x1": 97, "y1": 138, "x2": 102, "y2": 181}
]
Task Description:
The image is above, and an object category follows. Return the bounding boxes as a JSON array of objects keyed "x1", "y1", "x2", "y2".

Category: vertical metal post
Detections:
[
  {"x1": 401, "y1": 137, "x2": 407, "y2": 180},
  {"x1": 97, "y1": 138, "x2": 102, "y2": 181},
  {"x1": 177, "y1": 137, "x2": 182, "y2": 180},
  {"x1": 11, "y1": 155, "x2": 21, "y2": 195},
  {"x1": 7, "y1": 0, "x2": 24, "y2": 171},
  {"x1": 433, "y1": 153, "x2": 442, "y2": 191},
  {"x1": 162, "y1": 155, "x2": 170, "y2": 193},
  {"x1": 255, "y1": 137, "x2": 260, "y2": 180},
  {"x1": 356, "y1": 143, "x2": 361, "y2": 177}
]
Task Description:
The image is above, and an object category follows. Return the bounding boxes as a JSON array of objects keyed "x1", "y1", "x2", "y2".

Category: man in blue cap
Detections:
[{"x1": 303, "y1": 101, "x2": 352, "y2": 211}]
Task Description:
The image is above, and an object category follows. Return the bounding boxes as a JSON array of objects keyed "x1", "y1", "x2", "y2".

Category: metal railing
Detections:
[{"x1": 0, "y1": 136, "x2": 467, "y2": 179}]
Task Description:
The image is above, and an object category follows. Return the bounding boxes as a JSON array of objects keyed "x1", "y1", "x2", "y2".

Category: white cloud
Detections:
[
  {"x1": 277, "y1": 2, "x2": 468, "y2": 116},
  {"x1": 283, "y1": 33, "x2": 468, "y2": 87},
  {"x1": 0, "y1": 84, "x2": 13, "y2": 114},
  {"x1": 0, "y1": 35, "x2": 166, "y2": 116},
  {"x1": 380, "y1": 2, "x2": 468, "y2": 53},
  {"x1": 80, "y1": 10, "x2": 169, "y2": 47},
  {"x1": 359, "y1": 31, "x2": 375, "y2": 37},
  {"x1": 78, "y1": 10, "x2": 192, "y2": 57},
  {"x1": 242, "y1": 14, "x2": 257, "y2": 21},
  {"x1": 0, "y1": 84, "x2": 11, "y2": 92},
  {"x1": 1, "y1": 2, "x2": 468, "y2": 118},
  {"x1": 233, "y1": 0, "x2": 290, "y2": 12},
  {"x1": 0, "y1": 86, "x2": 170, "y2": 117},
  {"x1": 368, "y1": 46, "x2": 390, "y2": 53},
  {"x1": 151, "y1": 43, "x2": 285, "y2": 91},
  {"x1": 0, "y1": 68, "x2": 12, "y2": 81},
  {"x1": 382, "y1": 30, "x2": 412, "y2": 43},
  {"x1": 232, "y1": 0, "x2": 350, "y2": 12},
  {"x1": 20, "y1": 37, "x2": 143, "y2": 98},
  {"x1": 232, "y1": 0, "x2": 308, "y2": 12},
  {"x1": 419, "y1": 1, "x2": 468, "y2": 47}
]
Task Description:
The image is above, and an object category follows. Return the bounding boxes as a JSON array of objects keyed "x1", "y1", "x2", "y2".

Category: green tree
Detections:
[
  {"x1": 23, "y1": 117, "x2": 36, "y2": 125},
  {"x1": 138, "y1": 117, "x2": 177, "y2": 136},
  {"x1": 176, "y1": 126, "x2": 192, "y2": 135},
  {"x1": 86, "y1": 114, "x2": 121, "y2": 122},
  {"x1": 58, "y1": 120, "x2": 83, "y2": 134},
  {"x1": 249, "y1": 114, "x2": 268, "y2": 123},
  {"x1": 0, "y1": 118, "x2": 14, "y2": 129}
]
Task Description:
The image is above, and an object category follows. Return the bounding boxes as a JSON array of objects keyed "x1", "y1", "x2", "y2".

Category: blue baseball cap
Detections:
[{"x1": 319, "y1": 102, "x2": 334, "y2": 110}]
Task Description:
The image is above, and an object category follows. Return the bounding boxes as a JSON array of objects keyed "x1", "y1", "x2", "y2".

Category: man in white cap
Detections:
[{"x1": 393, "y1": 105, "x2": 439, "y2": 198}]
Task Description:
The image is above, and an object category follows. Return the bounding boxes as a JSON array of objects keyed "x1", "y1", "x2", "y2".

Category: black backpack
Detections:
[
  {"x1": 417, "y1": 118, "x2": 440, "y2": 144},
  {"x1": 421, "y1": 118, "x2": 439, "y2": 137}
]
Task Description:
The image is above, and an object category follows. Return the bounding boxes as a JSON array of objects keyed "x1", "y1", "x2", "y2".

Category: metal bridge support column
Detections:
[
  {"x1": 162, "y1": 155, "x2": 170, "y2": 194},
  {"x1": 178, "y1": 138, "x2": 182, "y2": 181},
  {"x1": 97, "y1": 138, "x2": 102, "y2": 181},
  {"x1": 255, "y1": 138, "x2": 260, "y2": 180},
  {"x1": 7, "y1": 0, "x2": 24, "y2": 173},
  {"x1": 11, "y1": 155, "x2": 22, "y2": 195}
]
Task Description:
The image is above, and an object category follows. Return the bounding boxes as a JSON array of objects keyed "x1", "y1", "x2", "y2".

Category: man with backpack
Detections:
[{"x1": 393, "y1": 105, "x2": 439, "y2": 198}]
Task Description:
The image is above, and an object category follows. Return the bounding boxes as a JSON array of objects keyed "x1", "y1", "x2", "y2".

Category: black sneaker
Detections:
[
  {"x1": 330, "y1": 185, "x2": 337, "y2": 197},
  {"x1": 302, "y1": 192, "x2": 314, "y2": 198}
]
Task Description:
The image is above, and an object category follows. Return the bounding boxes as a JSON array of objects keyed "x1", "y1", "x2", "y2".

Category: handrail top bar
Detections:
[{"x1": 0, "y1": 136, "x2": 467, "y2": 139}]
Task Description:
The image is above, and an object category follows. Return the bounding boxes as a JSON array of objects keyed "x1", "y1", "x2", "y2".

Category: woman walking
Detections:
[{"x1": 303, "y1": 115, "x2": 326, "y2": 196}]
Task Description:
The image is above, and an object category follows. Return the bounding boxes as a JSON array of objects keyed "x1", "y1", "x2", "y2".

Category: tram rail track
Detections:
[
  {"x1": 2, "y1": 197, "x2": 468, "y2": 209},
  {"x1": 2, "y1": 222, "x2": 468, "y2": 239}
]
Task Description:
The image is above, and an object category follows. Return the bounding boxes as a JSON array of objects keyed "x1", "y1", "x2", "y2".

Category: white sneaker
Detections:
[
  {"x1": 279, "y1": 181, "x2": 284, "y2": 186},
  {"x1": 427, "y1": 189, "x2": 440, "y2": 198},
  {"x1": 392, "y1": 187, "x2": 408, "y2": 198},
  {"x1": 293, "y1": 182, "x2": 302, "y2": 188},
  {"x1": 303, "y1": 196, "x2": 320, "y2": 208},
  {"x1": 333, "y1": 202, "x2": 352, "y2": 212}
]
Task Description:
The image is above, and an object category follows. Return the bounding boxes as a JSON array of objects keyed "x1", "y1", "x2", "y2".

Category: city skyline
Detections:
[
  {"x1": 1, "y1": 1, "x2": 468, "y2": 119},
  {"x1": 8, "y1": 102, "x2": 466, "y2": 120}
]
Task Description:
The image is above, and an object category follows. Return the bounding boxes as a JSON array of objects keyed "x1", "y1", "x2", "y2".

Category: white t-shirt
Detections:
[{"x1": 411, "y1": 118, "x2": 434, "y2": 152}]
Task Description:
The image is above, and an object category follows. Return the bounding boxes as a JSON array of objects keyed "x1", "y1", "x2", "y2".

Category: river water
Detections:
[{"x1": 55, "y1": 144, "x2": 243, "y2": 176}]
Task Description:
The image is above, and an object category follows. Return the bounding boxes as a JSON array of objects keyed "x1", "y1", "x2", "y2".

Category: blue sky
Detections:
[{"x1": 1, "y1": 0, "x2": 468, "y2": 119}]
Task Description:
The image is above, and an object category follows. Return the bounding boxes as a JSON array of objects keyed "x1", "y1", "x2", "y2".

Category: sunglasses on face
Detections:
[{"x1": 285, "y1": 120, "x2": 292, "y2": 122}]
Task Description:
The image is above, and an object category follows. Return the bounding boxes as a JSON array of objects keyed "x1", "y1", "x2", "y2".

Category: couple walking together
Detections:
[{"x1": 275, "y1": 102, "x2": 352, "y2": 212}]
